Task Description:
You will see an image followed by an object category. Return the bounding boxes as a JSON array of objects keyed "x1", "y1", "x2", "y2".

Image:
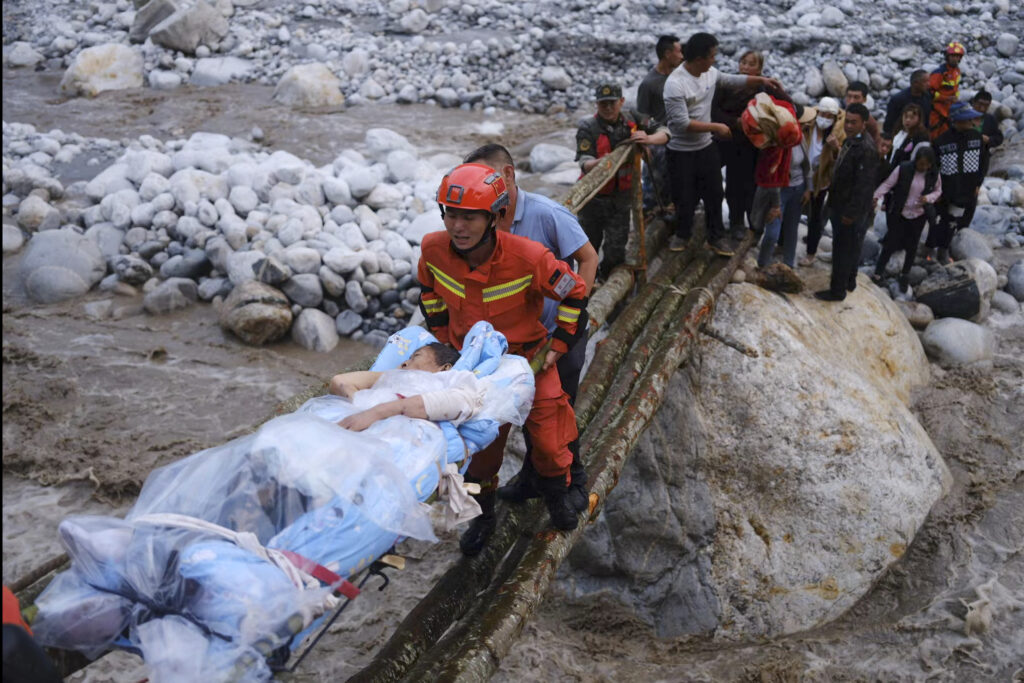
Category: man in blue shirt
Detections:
[{"x1": 461, "y1": 144, "x2": 597, "y2": 548}]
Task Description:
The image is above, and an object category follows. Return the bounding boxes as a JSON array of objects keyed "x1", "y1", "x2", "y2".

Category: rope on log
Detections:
[{"x1": 426, "y1": 232, "x2": 757, "y2": 682}]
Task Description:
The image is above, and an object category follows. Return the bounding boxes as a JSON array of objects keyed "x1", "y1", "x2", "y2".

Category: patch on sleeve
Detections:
[
  {"x1": 553, "y1": 272, "x2": 576, "y2": 298},
  {"x1": 579, "y1": 139, "x2": 592, "y2": 152},
  {"x1": 548, "y1": 269, "x2": 562, "y2": 285}
]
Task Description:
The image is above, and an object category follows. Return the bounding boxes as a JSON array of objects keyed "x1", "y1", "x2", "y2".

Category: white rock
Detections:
[
  {"x1": 148, "y1": 70, "x2": 182, "y2": 90},
  {"x1": 921, "y1": 318, "x2": 995, "y2": 367},
  {"x1": 291, "y1": 308, "x2": 339, "y2": 352},
  {"x1": 228, "y1": 185, "x2": 258, "y2": 215},
  {"x1": 273, "y1": 63, "x2": 345, "y2": 108},
  {"x1": 364, "y1": 183, "x2": 404, "y2": 209},
  {"x1": 20, "y1": 228, "x2": 107, "y2": 302},
  {"x1": 819, "y1": 6, "x2": 845, "y2": 26},
  {"x1": 399, "y1": 8, "x2": 430, "y2": 33},
  {"x1": 5, "y1": 42, "x2": 44, "y2": 68},
  {"x1": 821, "y1": 60, "x2": 848, "y2": 97},
  {"x1": 190, "y1": 57, "x2": 252, "y2": 86},
  {"x1": 365, "y1": 128, "x2": 415, "y2": 161},
  {"x1": 541, "y1": 66, "x2": 571, "y2": 90},
  {"x1": 996, "y1": 33, "x2": 1019, "y2": 57},
  {"x1": 3, "y1": 224, "x2": 26, "y2": 252},
  {"x1": 529, "y1": 143, "x2": 575, "y2": 173},
  {"x1": 17, "y1": 195, "x2": 62, "y2": 231},
  {"x1": 138, "y1": 173, "x2": 171, "y2": 201},
  {"x1": 359, "y1": 78, "x2": 386, "y2": 100},
  {"x1": 403, "y1": 211, "x2": 443, "y2": 244},
  {"x1": 341, "y1": 48, "x2": 369, "y2": 77},
  {"x1": 124, "y1": 149, "x2": 173, "y2": 184},
  {"x1": 323, "y1": 246, "x2": 363, "y2": 274},
  {"x1": 323, "y1": 176, "x2": 353, "y2": 205},
  {"x1": 804, "y1": 66, "x2": 826, "y2": 97},
  {"x1": 60, "y1": 44, "x2": 144, "y2": 97},
  {"x1": 283, "y1": 246, "x2": 321, "y2": 274},
  {"x1": 386, "y1": 150, "x2": 420, "y2": 182},
  {"x1": 226, "y1": 250, "x2": 264, "y2": 285},
  {"x1": 149, "y1": 0, "x2": 229, "y2": 54}
]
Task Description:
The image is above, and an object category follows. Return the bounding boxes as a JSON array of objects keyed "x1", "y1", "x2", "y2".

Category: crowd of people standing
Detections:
[{"x1": 572, "y1": 32, "x2": 1003, "y2": 302}]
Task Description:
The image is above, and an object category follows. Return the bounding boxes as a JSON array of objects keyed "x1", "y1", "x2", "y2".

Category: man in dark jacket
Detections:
[
  {"x1": 926, "y1": 101, "x2": 990, "y2": 263},
  {"x1": 971, "y1": 90, "x2": 1004, "y2": 151},
  {"x1": 815, "y1": 103, "x2": 878, "y2": 302},
  {"x1": 883, "y1": 70, "x2": 932, "y2": 136}
]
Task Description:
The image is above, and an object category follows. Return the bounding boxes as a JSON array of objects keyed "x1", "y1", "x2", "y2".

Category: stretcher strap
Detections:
[{"x1": 278, "y1": 550, "x2": 360, "y2": 600}]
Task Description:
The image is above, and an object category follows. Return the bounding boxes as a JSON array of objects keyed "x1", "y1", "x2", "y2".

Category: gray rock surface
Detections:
[
  {"x1": 20, "y1": 228, "x2": 106, "y2": 302},
  {"x1": 920, "y1": 318, "x2": 995, "y2": 367},
  {"x1": 291, "y1": 307, "x2": 338, "y2": 352},
  {"x1": 143, "y1": 276, "x2": 198, "y2": 314},
  {"x1": 568, "y1": 284, "x2": 949, "y2": 640},
  {"x1": 950, "y1": 228, "x2": 993, "y2": 263},
  {"x1": 219, "y1": 280, "x2": 293, "y2": 345},
  {"x1": 1006, "y1": 260, "x2": 1024, "y2": 301}
]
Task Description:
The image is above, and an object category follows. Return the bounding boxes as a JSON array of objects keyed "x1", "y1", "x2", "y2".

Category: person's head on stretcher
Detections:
[{"x1": 399, "y1": 343, "x2": 460, "y2": 372}]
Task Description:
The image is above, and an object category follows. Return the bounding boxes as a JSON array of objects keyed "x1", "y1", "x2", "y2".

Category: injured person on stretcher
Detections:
[{"x1": 30, "y1": 322, "x2": 535, "y2": 683}]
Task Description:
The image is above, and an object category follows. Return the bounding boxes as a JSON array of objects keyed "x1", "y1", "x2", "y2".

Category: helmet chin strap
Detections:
[{"x1": 449, "y1": 214, "x2": 499, "y2": 257}]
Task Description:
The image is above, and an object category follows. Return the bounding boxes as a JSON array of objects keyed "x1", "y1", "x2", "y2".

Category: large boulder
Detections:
[
  {"x1": 529, "y1": 143, "x2": 575, "y2": 173},
  {"x1": 821, "y1": 60, "x2": 848, "y2": 97},
  {"x1": 915, "y1": 262, "x2": 983, "y2": 320},
  {"x1": 273, "y1": 63, "x2": 345, "y2": 108},
  {"x1": 920, "y1": 318, "x2": 995, "y2": 367},
  {"x1": 149, "y1": 0, "x2": 229, "y2": 54},
  {"x1": 20, "y1": 229, "x2": 107, "y2": 303},
  {"x1": 219, "y1": 280, "x2": 293, "y2": 345},
  {"x1": 949, "y1": 228, "x2": 993, "y2": 263},
  {"x1": 17, "y1": 195, "x2": 62, "y2": 232},
  {"x1": 566, "y1": 284, "x2": 950, "y2": 640},
  {"x1": 60, "y1": 44, "x2": 144, "y2": 97}
]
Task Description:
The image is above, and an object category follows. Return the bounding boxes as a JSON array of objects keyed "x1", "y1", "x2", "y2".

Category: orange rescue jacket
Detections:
[{"x1": 418, "y1": 231, "x2": 587, "y2": 355}]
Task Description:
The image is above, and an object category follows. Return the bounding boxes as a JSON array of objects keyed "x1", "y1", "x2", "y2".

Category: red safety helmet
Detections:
[
  {"x1": 436, "y1": 163, "x2": 510, "y2": 215},
  {"x1": 945, "y1": 41, "x2": 966, "y2": 56}
]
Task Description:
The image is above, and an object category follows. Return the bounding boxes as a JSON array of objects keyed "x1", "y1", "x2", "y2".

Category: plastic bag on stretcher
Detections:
[{"x1": 31, "y1": 321, "x2": 534, "y2": 681}]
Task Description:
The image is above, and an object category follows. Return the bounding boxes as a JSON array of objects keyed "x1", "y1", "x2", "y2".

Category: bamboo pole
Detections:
[{"x1": 427, "y1": 233, "x2": 756, "y2": 682}]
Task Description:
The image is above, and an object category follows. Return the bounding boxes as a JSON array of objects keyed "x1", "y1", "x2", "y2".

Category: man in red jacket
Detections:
[{"x1": 418, "y1": 163, "x2": 588, "y2": 554}]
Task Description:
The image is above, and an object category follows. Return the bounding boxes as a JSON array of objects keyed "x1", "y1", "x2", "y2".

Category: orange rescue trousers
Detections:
[{"x1": 466, "y1": 362, "x2": 578, "y2": 489}]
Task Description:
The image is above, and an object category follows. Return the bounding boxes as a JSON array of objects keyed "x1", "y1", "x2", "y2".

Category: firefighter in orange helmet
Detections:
[
  {"x1": 418, "y1": 163, "x2": 588, "y2": 554},
  {"x1": 928, "y1": 41, "x2": 965, "y2": 139}
]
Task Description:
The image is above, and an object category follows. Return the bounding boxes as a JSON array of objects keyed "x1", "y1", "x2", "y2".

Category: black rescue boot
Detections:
[
  {"x1": 536, "y1": 475, "x2": 579, "y2": 531},
  {"x1": 496, "y1": 457, "x2": 541, "y2": 504},
  {"x1": 566, "y1": 441, "x2": 589, "y2": 513},
  {"x1": 459, "y1": 489, "x2": 496, "y2": 556}
]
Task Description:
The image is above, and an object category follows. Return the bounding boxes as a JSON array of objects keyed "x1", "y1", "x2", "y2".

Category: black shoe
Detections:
[
  {"x1": 707, "y1": 238, "x2": 735, "y2": 257},
  {"x1": 729, "y1": 226, "x2": 747, "y2": 242},
  {"x1": 496, "y1": 460, "x2": 540, "y2": 504},
  {"x1": 459, "y1": 490, "x2": 496, "y2": 556},
  {"x1": 898, "y1": 275, "x2": 909, "y2": 293},
  {"x1": 536, "y1": 475, "x2": 579, "y2": 531},
  {"x1": 814, "y1": 290, "x2": 845, "y2": 302}
]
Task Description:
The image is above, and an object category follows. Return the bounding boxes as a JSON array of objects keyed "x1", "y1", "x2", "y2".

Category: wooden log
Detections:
[
  {"x1": 425, "y1": 233, "x2": 756, "y2": 682},
  {"x1": 630, "y1": 149, "x2": 647, "y2": 283},
  {"x1": 561, "y1": 144, "x2": 634, "y2": 215}
]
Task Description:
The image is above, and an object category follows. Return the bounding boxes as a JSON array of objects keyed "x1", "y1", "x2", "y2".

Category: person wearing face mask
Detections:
[
  {"x1": 872, "y1": 145, "x2": 942, "y2": 292},
  {"x1": 798, "y1": 96, "x2": 845, "y2": 266}
]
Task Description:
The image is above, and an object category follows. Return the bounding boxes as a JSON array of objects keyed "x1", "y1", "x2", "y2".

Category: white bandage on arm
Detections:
[{"x1": 420, "y1": 374, "x2": 485, "y2": 426}]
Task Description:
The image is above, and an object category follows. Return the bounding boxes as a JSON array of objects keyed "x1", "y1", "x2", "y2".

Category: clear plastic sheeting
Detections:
[{"x1": 32, "y1": 321, "x2": 535, "y2": 682}]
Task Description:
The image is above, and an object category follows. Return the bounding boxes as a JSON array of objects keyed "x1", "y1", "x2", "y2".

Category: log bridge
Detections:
[{"x1": 10, "y1": 143, "x2": 754, "y2": 681}]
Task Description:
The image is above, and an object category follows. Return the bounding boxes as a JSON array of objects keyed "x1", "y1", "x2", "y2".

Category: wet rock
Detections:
[
  {"x1": 143, "y1": 277, "x2": 198, "y2": 314},
  {"x1": 1006, "y1": 260, "x2": 1024, "y2": 301},
  {"x1": 752, "y1": 263, "x2": 804, "y2": 293},
  {"x1": 281, "y1": 273, "x2": 323, "y2": 307},
  {"x1": 219, "y1": 280, "x2": 292, "y2": 345},
  {"x1": 921, "y1": 318, "x2": 995, "y2": 367},
  {"x1": 568, "y1": 283, "x2": 948, "y2": 639},
  {"x1": 60, "y1": 44, "x2": 144, "y2": 97},
  {"x1": 291, "y1": 308, "x2": 338, "y2": 352},
  {"x1": 991, "y1": 290, "x2": 1020, "y2": 314},
  {"x1": 895, "y1": 300, "x2": 934, "y2": 329},
  {"x1": 335, "y1": 309, "x2": 363, "y2": 336},
  {"x1": 3, "y1": 224, "x2": 26, "y2": 253},
  {"x1": 17, "y1": 195, "x2": 61, "y2": 231},
  {"x1": 915, "y1": 263, "x2": 982, "y2": 320},
  {"x1": 21, "y1": 228, "x2": 106, "y2": 303},
  {"x1": 529, "y1": 143, "x2": 575, "y2": 173},
  {"x1": 273, "y1": 63, "x2": 345, "y2": 108},
  {"x1": 950, "y1": 228, "x2": 993, "y2": 263}
]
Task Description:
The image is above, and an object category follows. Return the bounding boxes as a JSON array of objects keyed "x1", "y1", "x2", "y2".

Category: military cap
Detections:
[{"x1": 595, "y1": 84, "x2": 622, "y2": 101}]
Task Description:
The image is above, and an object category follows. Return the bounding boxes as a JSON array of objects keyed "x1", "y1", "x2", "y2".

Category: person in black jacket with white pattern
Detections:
[{"x1": 925, "y1": 101, "x2": 989, "y2": 264}]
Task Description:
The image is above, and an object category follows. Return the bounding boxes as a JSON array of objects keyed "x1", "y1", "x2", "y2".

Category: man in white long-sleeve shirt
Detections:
[{"x1": 664, "y1": 32, "x2": 781, "y2": 255}]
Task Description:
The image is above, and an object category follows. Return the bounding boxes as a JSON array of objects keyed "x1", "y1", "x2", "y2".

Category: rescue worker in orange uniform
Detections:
[
  {"x1": 418, "y1": 163, "x2": 588, "y2": 555},
  {"x1": 928, "y1": 41, "x2": 965, "y2": 139},
  {"x1": 576, "y1": 83, "x2": 669, "y2": 280}
]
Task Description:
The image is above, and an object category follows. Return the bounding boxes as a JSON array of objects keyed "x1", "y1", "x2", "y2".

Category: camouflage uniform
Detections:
[{"x1": 575, "y1": 85, "x2": 663, "y2": 279}]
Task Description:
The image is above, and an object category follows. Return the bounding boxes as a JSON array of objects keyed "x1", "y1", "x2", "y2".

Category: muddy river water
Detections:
[{"x1": 3, "y1": 68, "x2": 1023, "y2": 682}]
